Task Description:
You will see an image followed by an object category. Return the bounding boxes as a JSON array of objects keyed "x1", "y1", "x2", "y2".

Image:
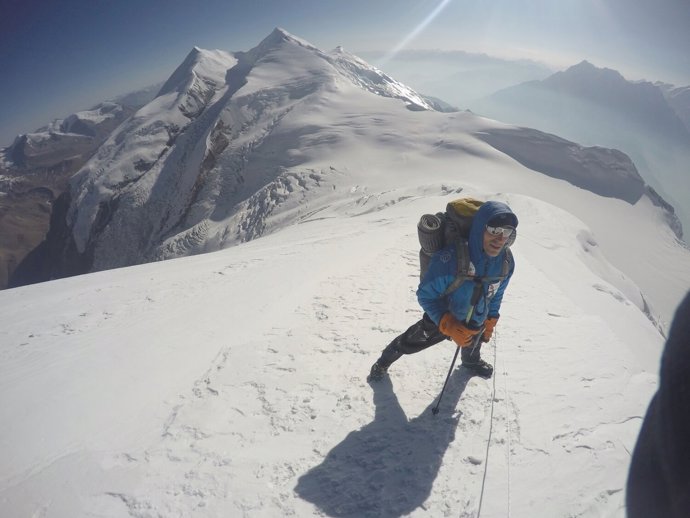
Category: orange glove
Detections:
[
  {"x1": 482, "y1": 317, "x2": 499, "y2": 343},
  {"x1": 439, "y1": 313, "x2": 481, "y2": 348}
]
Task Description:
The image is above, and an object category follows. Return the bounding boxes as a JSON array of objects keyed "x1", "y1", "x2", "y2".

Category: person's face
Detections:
[{"x1": 483, "y1": 225, "x2": 513, "y2": 257}]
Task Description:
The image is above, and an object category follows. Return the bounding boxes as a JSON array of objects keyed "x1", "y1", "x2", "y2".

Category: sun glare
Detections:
[{"x1": 377, "y1": 0, "x2": 454, "y2": 66}]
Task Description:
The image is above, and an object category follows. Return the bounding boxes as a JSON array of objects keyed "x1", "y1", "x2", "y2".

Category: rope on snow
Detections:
[{"x1": 475, "y1": 331, "x2": 499, "y2": 518}]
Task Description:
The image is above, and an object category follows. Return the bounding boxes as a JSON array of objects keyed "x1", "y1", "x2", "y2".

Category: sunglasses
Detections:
[{"x1": 486, "y1": 225, "x2": 515, "y2": 238}]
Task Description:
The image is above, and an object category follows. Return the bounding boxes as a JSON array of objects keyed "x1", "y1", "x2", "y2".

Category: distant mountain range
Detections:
[
  {"x1": 483, "y1": 60, "x2": 690, "y2": 143},
  {"x1": 471, "y1": 60, "x2": 690, "y2": 234},
  {"x1": 356, "y1": 49, "x2": 554, "y2": 108},
  {"x1": 5, "y1": 102, "x2": 135, "y2": 169},
  {"x1": 2, "y1": 30, "x2": 683, "y2": 289}
]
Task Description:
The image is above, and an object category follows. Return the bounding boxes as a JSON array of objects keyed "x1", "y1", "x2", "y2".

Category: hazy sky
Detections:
[{"x1": 2, "y1": 0, "x2": 689, "y2": 145}]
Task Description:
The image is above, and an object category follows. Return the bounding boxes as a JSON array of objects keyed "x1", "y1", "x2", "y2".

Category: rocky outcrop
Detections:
[
  {"x1": 0, "y1": 94, "x2": 158, "y2": 289},
  {"x1": 645, "y1": 186, "x2": 684, "y2": 241},
  {"x1": 8, "y1": 191, "x2": 91, "y2": 287}
]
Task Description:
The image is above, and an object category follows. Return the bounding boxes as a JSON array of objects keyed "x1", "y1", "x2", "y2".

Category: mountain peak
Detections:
[
  {"x1": 240, "y1": 27, "x2": 320, "y2": 64},
  {"x1": 573, "y1": 59, "x2": 595, "y2": 69},
  {"x1": 500, "y1": 59, "x2": 687, "y2": 141},
  {"x1": 259, "y1": 27, "x2": 294, "y2": 47},
  {"x1": 559, "y1": 60, "x2": 626, "y2": 84},
  {"x1": 231, "y1": 28, "x2": 432, "y2": 111},
  {"x1": 157, "y1": 47, "x2": 235, "y2": 97},
  {"x1": 269, "y1": 27, "x2": 293, "y2": 40}
]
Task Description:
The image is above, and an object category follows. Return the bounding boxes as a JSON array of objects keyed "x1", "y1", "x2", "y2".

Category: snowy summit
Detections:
[{"x1": 1, "y1": 28, "x2": 690, "y2": 517}]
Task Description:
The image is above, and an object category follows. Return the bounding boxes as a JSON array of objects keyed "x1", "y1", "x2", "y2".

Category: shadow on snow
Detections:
[{"x1": 295, "y1": 368, "x2": 475, "y2": 517}]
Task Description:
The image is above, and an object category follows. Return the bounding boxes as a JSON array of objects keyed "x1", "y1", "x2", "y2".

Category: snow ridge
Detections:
[
  {"x1": 326, "y1": 46, "x2": 434, "y2": 111},
  {"x1": 0, "y1": 190, "x2": 669, "y2": 517}
]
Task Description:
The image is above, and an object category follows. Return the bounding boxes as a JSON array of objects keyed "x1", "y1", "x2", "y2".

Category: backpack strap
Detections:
[
  {"x1": 502, "y1": 248, "x2": 514, "y2": 278},
  {"x1": 441, "y1": 240, "x2": 472, "y2": 297},
  {"x1": 441, "y1": 242, "x2": 513, "y2": 297}
]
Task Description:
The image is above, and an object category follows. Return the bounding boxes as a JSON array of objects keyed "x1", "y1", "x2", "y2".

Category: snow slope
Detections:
[{"x1": 0, "y1": 186, "x2": 675, "y2": 517}]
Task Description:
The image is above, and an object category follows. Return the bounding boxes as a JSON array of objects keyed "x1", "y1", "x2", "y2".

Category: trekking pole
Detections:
[
  {"x1": 432, "y1": 282, "x2": 484, "y2": 416},
  {"x1": 431, "y1": 328, "x2": 483, "y2": 415}
]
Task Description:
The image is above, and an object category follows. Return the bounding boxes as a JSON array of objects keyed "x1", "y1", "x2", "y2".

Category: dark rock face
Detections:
[
  {"x1": 645, "y1": 186, "x2": 684, "y2": 241},
  {"x1": 0, "y1": 100, "x2": 152, "y2": 289},
  {"x1": 8, "y1": 191, "x2": 93, "y2": 288},
  {"x1": 0, "y1": 161, "x2": 77, "y2": 289}
]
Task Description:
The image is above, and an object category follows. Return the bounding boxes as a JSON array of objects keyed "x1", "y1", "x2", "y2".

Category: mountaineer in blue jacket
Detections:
[{"x1": 368, "y1": 201, "x2": 518, "y2": 380}]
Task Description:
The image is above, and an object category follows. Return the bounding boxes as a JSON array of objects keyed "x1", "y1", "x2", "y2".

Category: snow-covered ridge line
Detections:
[
  {"x1": 475, "y1": 127, "x2": 646, "y2": 204},
  {"x1": 325, "y1": 45, "x2": 434, "y2": 111},
  {"x1": 1, "y1": 102, "x2": 135, "y2": 170},
  {"x1": 157, "y1": 47, "x2": 235, "y2": 98}
]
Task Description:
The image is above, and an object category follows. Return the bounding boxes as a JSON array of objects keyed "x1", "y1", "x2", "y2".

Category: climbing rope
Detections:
[
  {"x1": 505, "y1": 332, "x2": 512, "y2": 518},
  {"x1": 475, "y1": 331, "x2": 499, "y2": 518}
]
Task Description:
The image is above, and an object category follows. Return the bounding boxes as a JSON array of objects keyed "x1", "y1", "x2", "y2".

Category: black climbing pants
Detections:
[{"x1": 376, "y1": 313, "x2": 483, "y2": 368}]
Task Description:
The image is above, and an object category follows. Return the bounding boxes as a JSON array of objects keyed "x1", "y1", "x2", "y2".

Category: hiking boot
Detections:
[
  {"x1": 462, "y1": 359, "x2": 493, "y2": 379},
  {"x1": 367, "y1": 362, "x2": 389, "y2": 382}
]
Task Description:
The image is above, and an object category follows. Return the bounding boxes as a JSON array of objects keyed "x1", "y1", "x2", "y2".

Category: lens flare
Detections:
[{"x1": 378, "y1": 0, "x2": 454, "y2": 66}]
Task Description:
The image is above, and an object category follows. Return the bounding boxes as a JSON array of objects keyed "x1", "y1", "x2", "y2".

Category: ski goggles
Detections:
[{"x1": 485, "y1": 225, "x2": 515, "y2": 238}]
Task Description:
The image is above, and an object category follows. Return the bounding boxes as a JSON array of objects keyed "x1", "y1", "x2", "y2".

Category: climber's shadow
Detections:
[{"x1": 295, "y1": 368, "x2": 474, "y2": 517}]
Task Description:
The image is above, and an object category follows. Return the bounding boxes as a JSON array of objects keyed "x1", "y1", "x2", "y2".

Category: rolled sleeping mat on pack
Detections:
[{"x1": 418, "y1": 213, "x2": 445, "y2": 254}]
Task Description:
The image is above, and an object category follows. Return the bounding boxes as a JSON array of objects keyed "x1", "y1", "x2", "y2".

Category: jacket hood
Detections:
[{"x1": 469, "y1": 201, "x2": 518, "y2": 266}]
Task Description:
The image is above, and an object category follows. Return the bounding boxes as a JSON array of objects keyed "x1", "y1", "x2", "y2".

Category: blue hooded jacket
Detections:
[{"x1": 416, "y1": 201, "x2": 517, "y2": 328}]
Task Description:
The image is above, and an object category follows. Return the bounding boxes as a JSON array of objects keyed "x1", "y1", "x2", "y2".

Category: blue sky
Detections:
[{"x1": 2, "y1": 0, "x2": 689, "y2": 145}]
